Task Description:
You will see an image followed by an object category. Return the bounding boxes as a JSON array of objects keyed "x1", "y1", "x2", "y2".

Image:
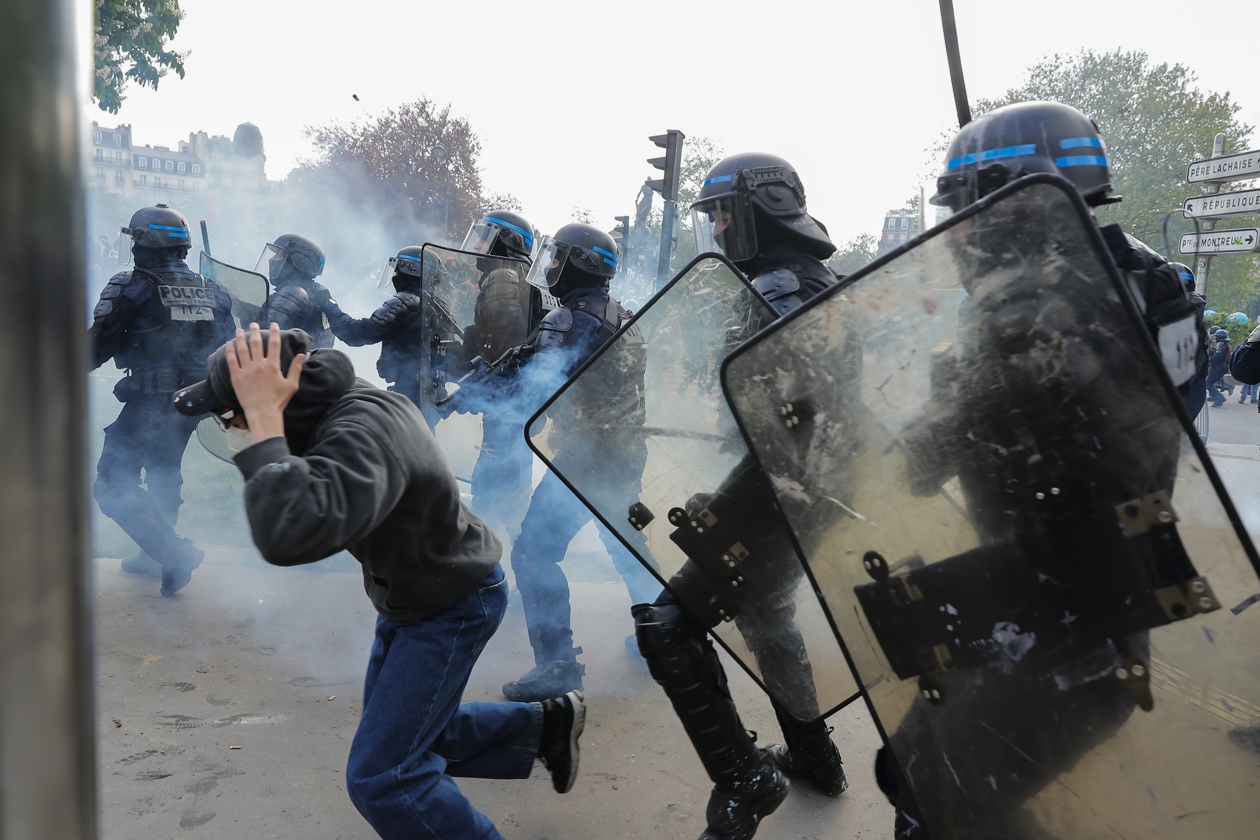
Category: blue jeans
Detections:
[
  {"x1": 346, "y1": 566, "x2": 541, "y2": 840},
  {"x1": 511, "y1": 469, "x2": 662, "y2": 663}
]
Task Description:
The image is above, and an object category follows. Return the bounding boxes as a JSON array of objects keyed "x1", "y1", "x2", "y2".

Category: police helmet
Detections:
[
  {"x1": 931, "y1": 101, "x2": 1120, "y2": 212},
  {"x1": 1169, "y1": 262, "x2": 1196, "y2": 292},
  {"x1": 462, "y1": 210, "x2": 535, "y2": 262},
  {"x1": 526, "y1": 223, "x2": 618, "y2": 294},
  {"x1": 121, "y1": 204, "x2": 192, "y2": 249},
  {"x1": 377, "y1": 245, "x2": 447, "y2": 291},
  {"x1": 690, "y1": 152, "x2": 834, "y2": 264},
  {"x1": 255, "y1": 233, "x2": 326, "y2": 283}
]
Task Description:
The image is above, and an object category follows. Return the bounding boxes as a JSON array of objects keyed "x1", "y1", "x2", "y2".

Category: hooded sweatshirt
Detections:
[{"x1": 231, "y1": 348, "x2": 501, "y2": 621}]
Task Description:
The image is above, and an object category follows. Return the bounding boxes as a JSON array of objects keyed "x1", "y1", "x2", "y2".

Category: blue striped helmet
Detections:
[{"x1": 931, "y1": 101, "x2": 1119, "y2": 211}]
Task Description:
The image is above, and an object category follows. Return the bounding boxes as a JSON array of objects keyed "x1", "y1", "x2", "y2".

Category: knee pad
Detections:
[{"x1": 632, "y1": 602, "x2": 724, "y2": 694}]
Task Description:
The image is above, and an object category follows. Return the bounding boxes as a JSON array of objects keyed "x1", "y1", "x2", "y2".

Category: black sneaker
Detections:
[
  {"x1": 699, "y1": 752, "x2": 790, "y2": 840},
  {"x1": 765, "y1": 730, "x2": 848, "y2": 797},
  {"x1": 538, "y1": 690, "x2": 585, "y2": 793},
  {"x1": 502, "y1": 659, "x2": 584, "y2": 702}
]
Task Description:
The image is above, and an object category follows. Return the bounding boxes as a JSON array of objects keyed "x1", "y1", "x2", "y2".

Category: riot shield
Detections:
[
  {"x1": 199, "y1": 251, "x2": 268, "y2": 327},
  {"x1": 195, "y1": 253, "x2": 270, "y2": 462},
  {"x1": 526, "y1": 254, "x2": 859, "y2": 721},
  {"x1": 723, "y1": 174, "x2": 1260, "y2": 838},
  {"x1": 415, "y1": 243, "x2": 533, "y2": 433}
]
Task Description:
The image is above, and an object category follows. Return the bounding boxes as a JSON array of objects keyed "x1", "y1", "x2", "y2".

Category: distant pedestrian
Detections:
[{"x1": 1208, "y1": 328, "x2": 1233, "y2": 407}]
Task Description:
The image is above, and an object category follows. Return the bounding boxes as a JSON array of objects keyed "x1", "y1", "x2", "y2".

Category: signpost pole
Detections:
[{"x1": 1196, "y1": 133, "x2": 1227, "y2": 302}]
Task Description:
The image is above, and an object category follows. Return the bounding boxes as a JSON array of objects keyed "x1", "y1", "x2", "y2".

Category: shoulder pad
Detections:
[
  {"x1": 371, "y1": 293, "x2": 421, "y2": 327},
  {"x1": 539, "y1": 306, "x2": 574, "y2": 333},
  {"x1": 101, "y1": 272, "x2": 132, "y2": 297},
  {"x1": 752, "y1": 267, "x2": 802, "y2": 299},
  {"x1": 536, "y1": 307, "x2": 573, "y2": 351},
  {"x1": 267, "y1": 286, "x2": 310, "y2": 322},
  {"x1": 752, "y1": 267, "x2": 813, "y2": 315}
]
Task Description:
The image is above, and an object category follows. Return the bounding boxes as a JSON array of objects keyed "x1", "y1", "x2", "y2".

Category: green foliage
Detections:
[
  {"x1": 93, "y1": 0, "x2": 187, "y2": 114},
  {"x1": 973, "y1": 49, "x2": 1259, "y2": 312},
  {"x1": 1203, "y1": 311, "x2": 1255, "y2": 347},
  {"x1": 298, "y1": 99, "x2": 485, "y2": 241},
  {"x1": 674, "y1": 135, "x2": 726, "y2": 216},
  {"x1": 828, "y1": 233, "x2": 879, "y2": 276}
]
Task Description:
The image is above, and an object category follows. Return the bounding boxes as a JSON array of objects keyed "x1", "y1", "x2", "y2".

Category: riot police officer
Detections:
[
  {"x1": 633, "y1": 154, "x2": 847, "y2": 840},
  {"x1": 456, "y1": 211, "x2": 546, "y2": 536},
  {"x1": 321, "y1": 246, "x2": 458, "y2": 428},
  {"x1": 875, "y1": 100, "x2": 1203, "y2": 838},
  {"x1": 255, "y1": 233, "x2": 335, "y2": 347},
  {"x1": 88, "y1": 204, "x2": 235, "y2": 596},
  {"x1": 492, "y1": 223, "x2": 662, "y2": 702}
]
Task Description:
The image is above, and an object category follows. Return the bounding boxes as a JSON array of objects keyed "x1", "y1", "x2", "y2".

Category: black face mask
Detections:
[{"x1": 133, "y1": 245, "x2": 178, "y2": 270}]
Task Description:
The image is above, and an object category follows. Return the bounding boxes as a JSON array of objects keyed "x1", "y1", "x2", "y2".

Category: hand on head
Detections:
[{"x1": 223, "y1": 322, "x2": 306, "y2": 444}]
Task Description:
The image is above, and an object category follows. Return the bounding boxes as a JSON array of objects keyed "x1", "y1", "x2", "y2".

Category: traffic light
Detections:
[
  {"x1": 647, "y1": 130, "x2": 685, "y2": 203},
  {"x1": 612, "y1": 215, "x2": 630, "y2": 245}
]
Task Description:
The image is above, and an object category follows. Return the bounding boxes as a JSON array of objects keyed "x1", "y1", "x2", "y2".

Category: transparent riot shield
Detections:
[
  {"x1": 418, "y1": 244, "x2": 533, "y2": 447},
  {"x1": 195, "y1": 253, "x2": 270, "y2": 462},
  {"x1": 199, "y1": 251, "x2": 268, "y2": 327},
  {"x1": 526, "y1": 254, "x2": 860, "y2": 721},
  {"x1": 723, "y1": 174, "x2": 1260, "y2": 838}
]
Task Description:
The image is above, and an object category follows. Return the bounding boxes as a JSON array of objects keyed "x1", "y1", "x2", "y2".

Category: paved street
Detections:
[{"x1": 89, "y1": 388, "x2": 1260, "y2": 839}]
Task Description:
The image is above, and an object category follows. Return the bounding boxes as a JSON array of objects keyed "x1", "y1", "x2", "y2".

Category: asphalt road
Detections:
[{"x1": 89, "y1": 393, "x2": 1260, "y2": 840}]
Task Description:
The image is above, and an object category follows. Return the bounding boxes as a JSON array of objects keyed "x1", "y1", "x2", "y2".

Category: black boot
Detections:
[
  {"x1": 699, "y1": 749, "x2": 789, "y2": 840},
  {"x1": 765, "y1": 728, "x2": 847, "y2": 796},
  {"x1": 635, "y1": 602, "x2": 789, "y2": 840},
  {"x1": 502, "y1": 649, "x2": 584, "y2": 702},
  {"x1": 159, "y1": 538, "x2": 203, "y2": 597}
]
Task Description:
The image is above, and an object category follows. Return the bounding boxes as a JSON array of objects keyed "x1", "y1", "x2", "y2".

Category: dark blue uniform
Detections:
[
  {"x1": 261, "y1": 279, "x2": 335, "y2": 348},
  {"x1": 506, "y1": 284, "x2": 661, "y2": 697},
  {"x1": 89, "y1": 252, "x2": 235, "y2": 582}
]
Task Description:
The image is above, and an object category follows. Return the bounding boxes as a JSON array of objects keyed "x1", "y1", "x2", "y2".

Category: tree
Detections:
[
  {"x1": 973, "y1": 49, "x2": 1258, "y2": 311},
  {"x1": 299, "y1": 99, "x2": 486, "y2": 241},
  {"x1": 828, "y1": 234, "x2": 879, "y2": 277},
  {"x1": 93, "y1": 0, "x2": 187, "y2": 114}
]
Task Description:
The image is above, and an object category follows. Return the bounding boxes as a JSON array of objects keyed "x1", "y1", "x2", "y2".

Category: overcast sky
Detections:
[{"x1": 89, "y1": 0, "x2": 1260, "y2": 247}]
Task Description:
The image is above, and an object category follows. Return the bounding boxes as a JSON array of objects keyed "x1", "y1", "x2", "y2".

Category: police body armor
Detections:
[
  {"x1": 262, "y1": 281, "x2": 333, "y2": 348},
  {"x1": 558, "y1": 297, "x2": 646, "y2": 432},
  {"x1": 463, "y1": 265, "x2": 540, "y2": 365},
  {"x1": 721, "y1": 174, "x2": 1260, "y2": 838},
  {"x1": 114, "y1": 265, "x2": 225, "y2": 397},
  {"x1": 525, "y1": 254, "x2": 859, "y2": 722},
  {"x1": 414, "y1": 244, "x2": 532, "y2": 432}
]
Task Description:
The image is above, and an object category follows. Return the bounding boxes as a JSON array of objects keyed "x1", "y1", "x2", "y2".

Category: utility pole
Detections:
[{"x1": 647, "y1": 130, "x2": 685, "y2": 290}]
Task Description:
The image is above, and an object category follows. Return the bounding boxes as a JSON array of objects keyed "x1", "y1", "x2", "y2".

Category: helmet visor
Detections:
[
  {"x1": 117, "y1": 226, "x2": 134, "y2": 265},
  {"x1": 460, "y1": 221, "x2": 499, "y2": 255},
  {"x1": 254, "y1": 243, "x2": 287, "y2": 282},
  {"x1": 691, "y1": 194, "x2": 758, "y2": 262},
  {"x1": 378, "y1": 255, "x2": 402, "y2": 290},
  {"x1": 460, "y1": 216, "x2": 535, "y2": 258},
  {"x1": 524, "y1": 236, "x2": 566, "y2": 290}
]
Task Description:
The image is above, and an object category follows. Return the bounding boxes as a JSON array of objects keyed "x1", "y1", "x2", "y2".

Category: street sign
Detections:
[
  {"x1": 1183, "y1": 187, "x2": 1260, "y2": 219},
  {"x1": 1179, "y1": 229, "x2": 1259, "y2": 255},
  {"x1": 1187, "y1": 149, "x2": 1260, "y2": 183}
]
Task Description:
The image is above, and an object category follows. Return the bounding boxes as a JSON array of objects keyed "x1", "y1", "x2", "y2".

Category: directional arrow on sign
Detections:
[
  {"x1": 1179, "y1": 228, "x2": 1260, "y2": 255},
  {"x1": 1183, "y1": 187, "x2": 1260, "y2": 219}
]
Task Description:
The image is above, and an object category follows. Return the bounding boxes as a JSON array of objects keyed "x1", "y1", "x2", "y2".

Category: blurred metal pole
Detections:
[
  {"x1": 0, "y1": 0, "x2": 97, "y2": 837},
  {"x1": 938, "y1": 0, "x2": 972, "y2": 128}
]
